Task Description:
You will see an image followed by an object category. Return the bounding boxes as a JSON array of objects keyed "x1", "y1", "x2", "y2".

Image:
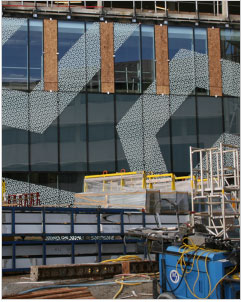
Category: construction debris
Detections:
[
  {"x1": 3, "y1": 286, "x2": 95, "y2": 299},
  {"x1": 30, "y1": 260, "x2": 159, "y2": 281}
]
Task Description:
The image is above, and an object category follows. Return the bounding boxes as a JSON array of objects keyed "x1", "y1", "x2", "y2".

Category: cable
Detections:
[
  {"x1": 112, "y1": 273, "x2": 157, "y2": 299},
  {"x1": 101, "y1": 255, "x2": 142, "y2": 263},
  {"x1": 174, "y1": 238, "x2": 238, "y2": 299},
  {"x1": 19, "y1": 279, "x2": 153, "y2": 295}
]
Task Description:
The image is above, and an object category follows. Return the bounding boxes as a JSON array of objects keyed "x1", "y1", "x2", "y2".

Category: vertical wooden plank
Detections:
[
  {"x1": 44, "y1": 19, "x2": 58, "y2": 91},
  {"x1": 100, "y1": 22, "x2": 115, "y2": 93},
  {"x1": 208, "y1": 28, "x2": 222, "y2": 96},
  {"x1": 155, "y1": 25, "x2": 170, "y2": 95}
]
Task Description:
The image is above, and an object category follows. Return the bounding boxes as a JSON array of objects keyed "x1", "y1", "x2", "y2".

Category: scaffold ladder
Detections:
[{"x1": 190, "y1": 143, "x2": 240, "y2": 240}]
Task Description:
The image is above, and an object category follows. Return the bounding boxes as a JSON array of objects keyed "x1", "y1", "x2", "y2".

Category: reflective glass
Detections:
[
  {"x1": 2, "y1": 90, "x2": 29, "y2": 171},
  {"x1": 59, "y1": 93, "x2": 87, "y2": 171},
  {"x1": 88, "y1": 94, "x2": 115, "y2": 171},
  {"x1": 58, "y1": 21, "x2": 85, "y2": 92},
  {"x1": 2, "y1": 126, "x2": 29, "y2": 171},
  {"x1": 58, "y1": 21, "x2": 85, "y2": 60},
  {"x1": 86, "y1": 22, "x2": 101, "y2": 93},
  {"x1": 171, "y1": 96, "x2": 197, "y2": 173},
  {"x1": 30, "y1": 92, "x2": 58, "y2": 171},
  {"x1": 2, "y1": 18, "x2": 28, "y2": 90},
  {"x1": 141, "y1": 25, "x2": 155, "y2": 91},
  {"x1": 115, "y1": 26, "x2": 141, "y2": 93},
  {"x1": 194, "y1": 28, "x2": 209, "y2": 95},
  {"x1": 221, "y1": 29, "x2": 240, "y2": 63},
  {"x1": 156, "y1": 96, "x2": 171, "y2": 173},
  {"x1": 2, "y1": 172, "x2": 29, "y2": 183},
  {"x1": 197, "y1": 96, "x2": 223, "y2": 148},
  {"x1": 116, "y1": 94, "x2": 140, "y2": 171},
  {"x1": 223, "y1": 97, "x2": 240, "y2": 135},
  {"x1": 168, "y1": 27, "x2": 193, "y2": 60},
  {"x1": 30, "y1": 173, "x2": 57, "y2": 189},
  {"x1": 59, "y1": 173, "x2": 85, "y2": 192},
  {"x1": 29, "y1": 20, "x2": 43, "y2": 90}
]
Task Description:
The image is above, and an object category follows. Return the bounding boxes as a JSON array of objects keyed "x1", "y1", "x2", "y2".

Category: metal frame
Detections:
[
  {"x1": 190, "y1": 143, "x2": 240, "y2": 240},
  {"x1": 2, "y1": 206, "x2": 149, "y2": 272}
]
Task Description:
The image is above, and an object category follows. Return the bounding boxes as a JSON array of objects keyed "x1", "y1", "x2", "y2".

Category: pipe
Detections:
[{"x1": 19, "y1": 279, "x2": 152, "y2": 295}]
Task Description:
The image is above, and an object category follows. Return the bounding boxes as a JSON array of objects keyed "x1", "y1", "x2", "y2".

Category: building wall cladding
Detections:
[{"x1": 2, "y1": 17, "x2": 240, "y2": 203}]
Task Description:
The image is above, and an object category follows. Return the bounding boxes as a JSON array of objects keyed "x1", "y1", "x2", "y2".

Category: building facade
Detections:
[{"x1": 2, "y1": 1, "x2": 240, "y2": 205}]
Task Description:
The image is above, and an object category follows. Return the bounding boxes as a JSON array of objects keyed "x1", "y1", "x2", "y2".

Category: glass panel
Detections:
[
  {"x1": 2, "y1": 18, "x2": 28, "y2": 90},
  {"x1": 168, "y1": 27, "x2": 195, "y2": 96},
  {"x1": 30, "y1": 92, "x2": 58, "y2": 171},
  {"x1": 86, "y1": 22, "x2": 101, "y2": 92},
  {"x1": 30, "y1": 173, "x2": 58, "y2": 189},
  {"x1": 220, "y1": 29, "x2": 240, "y2": 63},
  {"x1": 58, "y1": 21, "x2": 85, "y2": 92},
  {"x1": 194, "y1": 28, "x2": 209, "y2": 95},
  {"x1": 115, "y1": 26, "x2": 141, "y2": 93},
  {"x1": 2, "y1": 173, "x2": 29, "y2": 183},
  {"x1": 168, "y1": 26, "x2": 193, "y2": 60},
  {"x1": 197, "y1": 96, "x2": 223, "y2": 148},
  {"x1": 59, "y1": 173, "x2": 85, "y2": 192},
  {"x1": 223, "y1": 97, "x2": 240, "y2": 135},
  {"x1": 2, "y1": 90, "x2": 29, "y2": 171},
  {"x1": 141, "y1": 25, "x2": 155, "y2": 92},
  {"x1": 59, "y1": 93, "x2": 87, "y2": 171},
  {"x1": 29, "y1": 20, "x2": 43, "y2": 91},
  {"x1": 2, "y1": 127, "x2": 29, "y2": 171},
  {"x1": 171, "y1": 96, "x2": 197, "y2": 173},
  {"x1": 116, "y1": 94, "x2": 140, "y2": 171},
  {"x1": 88, "y1": 93, "x2": 115, "y2": 171}
]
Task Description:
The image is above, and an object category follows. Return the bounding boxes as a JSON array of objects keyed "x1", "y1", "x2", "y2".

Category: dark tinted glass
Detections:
[
  {"x1": 30, "y1": 92, "x2": 58, "y2": 171},
  {"x1": 30, "y1": 172, "x2": 57, "y2": 188},
  {"x1": 2, "y1": 172, "x2": 29, "y2": 183},
  {"x1": 2, "y1": 126, "x2": 29, "y2": 171},
  {"x1": 88, "y1": 94, "x2": 115, "y2": 171},
  {"x1": 197, "y1": 96, "x2": 223, "y2": 148},
  {"x1": 223, "y1": 97, "x2": 240, "y2": 135},
  {"x1": 115, "y1": 26, "x2": 141, "y2": 93},
  {"x1": 141, "y1": 25, "x2": 155, "y2": 91},
  {"x1": 171, "y1": 96, "x2": 197, "y2": 173},
  {"x1": 116, "y1": 94, "x2": 140, "y2": 171},
  {"x1": 2, "y1": 18, "x2": 28, "y2": 90},
  {"x1": 59, "y1": 93, "x2": 87, "y2": 171},
  {"x1": 59, "y1": 173, "x2": 85, "y2": 192},
  {"x1": 2, "y1": 90, "x2": 29, "y2": 171},
  {"x1": 156, "y1": 96, "x2": 172, "y2": 173},
  {"x1": 29, "y1": 20, "x2": 43, "y2": 90}
]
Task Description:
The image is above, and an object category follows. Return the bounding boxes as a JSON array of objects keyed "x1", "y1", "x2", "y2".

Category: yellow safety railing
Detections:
[{"x1": 147, "y1": 173, "x2": 176, "y2": 191}]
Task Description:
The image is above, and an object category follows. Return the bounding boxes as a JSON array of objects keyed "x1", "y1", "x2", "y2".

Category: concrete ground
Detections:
[{"x1": 2, "y1": 274, "x2": 155, "y2": 299}]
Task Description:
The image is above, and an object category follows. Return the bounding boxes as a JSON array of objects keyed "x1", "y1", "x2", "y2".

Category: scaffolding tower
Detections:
[{"x1": 190, "y1": 143, "x2": 240, "y2": 240}]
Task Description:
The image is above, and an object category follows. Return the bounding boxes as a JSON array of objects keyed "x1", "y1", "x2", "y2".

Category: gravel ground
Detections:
[{"x1": 2, "y1": 274, "x2": 155, "y2": 299}]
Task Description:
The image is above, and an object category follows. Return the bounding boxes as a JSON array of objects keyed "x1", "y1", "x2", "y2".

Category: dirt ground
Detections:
[{"x1": 2, "y1": 274, "x2": 155, "y2": 299}]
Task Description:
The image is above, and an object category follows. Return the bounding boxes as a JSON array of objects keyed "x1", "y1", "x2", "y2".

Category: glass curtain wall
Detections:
[
  {"x1": 58, "y1": 21, "x2": 85, "y2": 92},
  {"x1": 2, "y1": 19, "x2": 28, "y2": 90},
  {"x1": 115, "y1": 26, "x2": 141, "y2": 93},
  {"x1": 197, "y1": 97, "x2": 223, "y2": 148},
  {"x1": 141, "y1": 25, "x2": 155, "y2": 91},
  {"x1": 88, "y1": 94, "x2": 115, "y2": 171},
  {"x1": 220, "y1": 29, "x2": 240, "y2": 63},
  {"x1": 171, "y1": 96, "x2": 197, "y2": 173},
  {"x1": 59, "y1": 93, "x2": 87, "y2": 171},
  {"x1": 29, "y1": 20, "x2": 43, "y2": 90}
]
